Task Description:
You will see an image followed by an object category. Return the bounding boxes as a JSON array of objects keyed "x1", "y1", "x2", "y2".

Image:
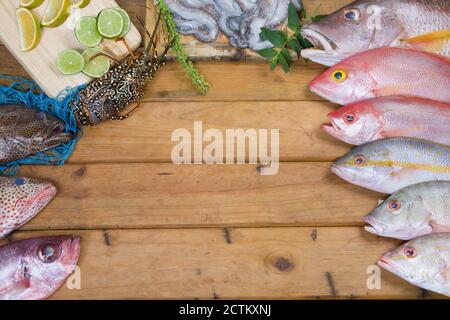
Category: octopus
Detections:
[{"x1": 165, "y1": 0, "x2": 301, "y2": 51}]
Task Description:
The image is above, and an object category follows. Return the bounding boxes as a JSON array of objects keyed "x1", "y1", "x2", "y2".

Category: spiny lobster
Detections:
[{"x1": 70, "y1": 11, "x2": 173, "y2": 126}]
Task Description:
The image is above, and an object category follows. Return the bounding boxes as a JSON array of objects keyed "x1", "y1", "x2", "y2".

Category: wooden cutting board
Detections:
[{"x1": 0, "y1": 0, "x2": 142, "y2": 97}]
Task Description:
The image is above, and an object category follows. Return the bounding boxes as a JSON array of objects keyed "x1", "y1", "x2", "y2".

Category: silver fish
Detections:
[{"x1": 364, "y1": 181, "x2": 450, "y2": 240}]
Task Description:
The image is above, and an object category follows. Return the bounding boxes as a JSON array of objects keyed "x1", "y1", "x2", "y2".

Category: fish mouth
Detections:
[
  {"x1": 377, "y1": 257, "x2": 396, "y2": 274},
  {"x1": 321, "y1": 115, "x2": 341, "y2": 136},
  {"x1": 364, "y1": 216, "x2": 384, "y2": 236},
  {"x1": 300, "y1": 27, "x2": 345, "y2": 66},
  {"x1": 301, "y1": 27, "x2": 338, "y2": 53}
]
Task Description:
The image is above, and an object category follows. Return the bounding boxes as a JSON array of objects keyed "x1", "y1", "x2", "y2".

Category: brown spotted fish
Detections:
[
  {"x1": 0, "y1": 177, "x2": 56, "y2": 239},
  {"x1": 0, "y1": 105, "x2": 71, "y2": 164}
]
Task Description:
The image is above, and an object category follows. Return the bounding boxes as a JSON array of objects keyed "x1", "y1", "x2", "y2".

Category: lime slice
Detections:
[
  {"x1": 75, "y1": 16, "x2": 102, "y2": 47},
  {"x1": 82, "y1": 48, "x2": 110, "y2": 78},
  {"x1": 114, "y1": 8, "x2": 131, "y2": 38},
  {"x1": 97, "y1": 9, "x2": 124, "y2": 39},
  {"x1": 57, "y1": 49, "x2": 84, "y2": 75},
  {"x1": 16, "y1": 8, "x2": 41, "y2": 52},
  {"x1": 41, "y1": 0, "x2": 71, "y2": 28},
  {"x1": 20, "y1": 0, "x2": 45, "y2": 9},
  {"x1": 71, "y1": 0, "x2": 90, "y2": 8}
]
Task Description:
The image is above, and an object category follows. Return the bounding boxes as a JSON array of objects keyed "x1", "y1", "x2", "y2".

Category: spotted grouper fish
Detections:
[
  {"x1": 0, "y1": 105, "x2": 71, "y2": 164},
  {"x1": 301, "y1": 0, "x2": 450, "y2": 66},
  {"x1": 364, "y1": 181, "x2": 450, "y2": 240},
  {"x1": 309, "y1": 47, "x2": 450, "y2": 105},
  {"x1": 0, "y1": 177, "x2": 57, "y2": 239},
  {"x1": 331, "y1": 137, "x2": 450, "y2": 194},
  {"x1": 0, "y1": 235, "x2": 81, "y2": 300},
  {"x1": 378, "y1": 233, "x2": 450, "y2": 297}
]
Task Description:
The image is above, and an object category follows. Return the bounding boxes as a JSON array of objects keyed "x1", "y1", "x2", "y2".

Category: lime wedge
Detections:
[
  {"x1": 114, "y1": 8, "x2": 131, "y2": 38},
  {"x1": 71, "y1": 0, "x2": 90, "y2": 8},
  {"x1": 20, "y1": 0, "x2": 45, "y2": 9},
  {"x1": 41, "y1": 0, "x2": 71, "y2": 28},
  {"x1": 57, "y1": 49, "x2": 84, "y2": 75},
  {"x1": 16, "y1": 8, "x2": 41, "y2": 52},
  {"x1": 82, "y1": 48, "x2": 110, "y2": 78},
  {"x1": 97, "y1": 9, "x2": 124, "y2": 39},
  {"x1": 75, "y1": 16, "x2": 102, "y2": 47}
]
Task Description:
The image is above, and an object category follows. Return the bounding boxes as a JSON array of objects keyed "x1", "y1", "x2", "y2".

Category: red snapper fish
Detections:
[
  {"x1": 378, "y1": 233, "x2": 450, "y2": 297},
  {"x1": 300, "y1": 0, "x2": 450, "y2": 66},
  {"x1": 322, "y1": 96, "x2": 450, "y2": 146},
  {"x1": 0, "y1": 177, "x2": 57, "y2": 239},
  {"x1": 0, "y1": 235, "x2": 81, "y2": 300},
  {"x1": 309, "y1": 47, "x2": 450, "y2": 105}
]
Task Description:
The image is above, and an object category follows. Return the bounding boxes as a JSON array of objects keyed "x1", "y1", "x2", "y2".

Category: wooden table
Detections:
[{"x1": 0, "y1": 0, "x2": 441, "y2": 299}]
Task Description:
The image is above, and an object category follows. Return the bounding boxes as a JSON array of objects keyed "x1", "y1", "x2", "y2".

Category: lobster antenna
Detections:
[{"x1": 145, "y1": 9, "x2": 163, "y2": 57}]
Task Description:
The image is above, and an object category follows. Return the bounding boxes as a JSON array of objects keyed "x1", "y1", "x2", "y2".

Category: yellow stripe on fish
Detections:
[{"x1": 343, "y1": 159, "x2": 450, "y2": 174}]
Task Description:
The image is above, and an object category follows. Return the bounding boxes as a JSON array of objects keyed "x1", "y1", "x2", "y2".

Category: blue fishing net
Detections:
[{"x1": 0, "y1": 75, "x2": 83, "y2": 175}]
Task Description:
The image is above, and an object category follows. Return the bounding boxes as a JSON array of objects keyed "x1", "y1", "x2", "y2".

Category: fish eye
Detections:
[
  {"x1": 38, "y1": 242, "x2": 61, "y2": 263},
  {"x1": 403, "y1": 247, "x2": 417, "y2": 259},
  {"x1": 354, "y1": 155, "x2": 366, "y2": 166},
  {"x1": 332, "y1": 70, "x2": 347, "y2": 82},
  {"x1": 343, "y1": 9, "x2": 360, "y2": 22},
  {"x1": 388, "y1": 200, "x2": 401, "y2": 211},
  {"x1": 13, "y1": 178, "x2": 27, "y2": 186},
  {"x1": 344, "y1": 113, "x2": 356, "y2": 124}
]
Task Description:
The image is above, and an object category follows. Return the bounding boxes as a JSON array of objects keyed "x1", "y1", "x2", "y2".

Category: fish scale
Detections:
[
  {"x1": 0, "y1": 177, "x2": 56, "y2": 239},
  {"x1": 332, "y1": 137, "x2": 450, "y2": 194},
  {"x1": 0, "y1": 105, "x2": 71, "y2": 165}
]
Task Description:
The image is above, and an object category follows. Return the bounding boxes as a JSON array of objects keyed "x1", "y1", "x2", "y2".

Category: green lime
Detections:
[
  {"x1": 97, "y1": 9, "x2": 124, "y2": 39},
  {"x1": 82, "y1": 48, "x2": 110, "y2": 78},
  {"x1": 75, "y1": 16, "x2": 103, "y2": 47},
  {"x1": 57, "y1": 49, "x2": 84, "y2": 75},
  {"x1": 114, "y1": 8, "x2": 131, "y2": 37}
]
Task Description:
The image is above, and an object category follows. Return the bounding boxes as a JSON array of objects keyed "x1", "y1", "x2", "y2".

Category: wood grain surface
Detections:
[{"x1": 0, "y1": 0, "x2": 445, "y2": 300}]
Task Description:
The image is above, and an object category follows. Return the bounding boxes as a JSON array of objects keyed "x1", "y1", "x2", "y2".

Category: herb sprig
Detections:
[
  {"x1": 257, "y1": 3, "x2": 324, "y2": 73},
  {"x1": 156, "y1": 0, "x2": 210, "y2": 94}
]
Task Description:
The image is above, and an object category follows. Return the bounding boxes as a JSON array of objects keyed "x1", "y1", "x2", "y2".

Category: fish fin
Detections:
[
  {"x1": 429, "y1": 221, "x2": 450, "y2": 234},
  {"x1": 401, "y1": 30, "x2": 450, "y2": 54},
  {"x1": 0, "y1": 278, "x2": 31, "y2": 300},
  {"x1": 388, "y1": 168, "x2": 416, "y2": 181}
]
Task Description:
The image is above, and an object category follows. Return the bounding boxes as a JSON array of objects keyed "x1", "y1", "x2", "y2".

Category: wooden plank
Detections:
[
  {"x1": 0, "y1": 0, "x2": 142, "y2": 97},
  {"x1": 19, "y1": 163, "x2": 382, "y2": 230},
  {"x1": 146, "y1": 0, "x2": 353, "y2": 60},
  {"x1": 144, "y1": 60, "x2": 327, "y2": 101},
  {"x1": 3, "y1": 228, "x2": 443, "y2": 299},
  {"x1": 71, "y1": 101, "x2": 350, "y2": 163}
]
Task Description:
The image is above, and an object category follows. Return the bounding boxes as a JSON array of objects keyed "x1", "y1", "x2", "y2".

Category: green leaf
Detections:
[
  {"x1": 260, "y1": 27, "x2": 287, "y2": 48},
  {"x1": 257, "y1": 48, "x2": 278, "y2": 60},
  {"x1": 281, "y1": 48, "x2": 292, "y2": 64},
  {"x1": 289, "y1": 38, "x2": 302, "y2": 57},
  {"x1": 287, "y1": 3, "x2": 301, "y2": 31},
  {"x1": 270, "y1": 59, "x2": 278, "y2": 71},
  {"x1": 278, "y1": 53, "x2": 290, "y2": 73},
  {"x1": 297, "y1": 33, "x2": 313, "y2": 49},
  {"x1": 311, "y1": 15, "x2": 327, "y2": 22}
]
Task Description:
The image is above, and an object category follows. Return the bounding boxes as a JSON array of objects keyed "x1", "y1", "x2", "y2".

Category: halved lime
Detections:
[
  {"x1": 20, "y1": 0, "x2": 45, "y2": 9},
  {"x1": 71, "y1": 0, "x2": 90, "y2": 8},
  {"x1": 114, "y1": 8, "x2": 131, "y2": 38},
  {"x1": 41, "y1": 0, "x2": 71, "y2": 28},
  {"x1": 82, "y1": 48, "x2": 110, "y2": 78},
  {"x1": 75, "y1": 16, "x2": 102, "y2": 47},
  {"x1": 16, "y1": 8, "x2": 41, "y2": 52},
  {"x1": 57, "y1": 49, "x2": 84, "y2": 75},
  {"x1": 97, "y1": 9, "x2": 124, "y2": 39}
]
